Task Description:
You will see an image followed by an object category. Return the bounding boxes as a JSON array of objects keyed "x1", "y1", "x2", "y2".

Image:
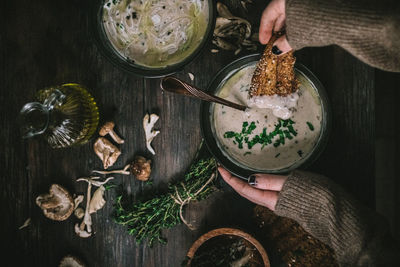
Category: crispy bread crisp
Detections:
[{"x1": 249, "y1": 34, "x2": 299, "y2": 97}]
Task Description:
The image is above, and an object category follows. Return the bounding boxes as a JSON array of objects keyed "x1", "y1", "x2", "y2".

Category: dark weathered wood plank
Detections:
[{"x1": 0, "y1": 0, "x2": 383, "y2": 266}]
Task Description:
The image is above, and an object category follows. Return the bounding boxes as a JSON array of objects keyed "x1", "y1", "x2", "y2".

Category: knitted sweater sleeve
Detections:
[
  {"x1": 285, "y1": 0, "x2": 400, "y2": 72},
  {"x1": 274, "y1": 171, "x2": 399, "y2": 266}
]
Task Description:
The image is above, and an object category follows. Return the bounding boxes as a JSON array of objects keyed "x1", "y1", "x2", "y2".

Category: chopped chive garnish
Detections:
[
  {"x1": 297, "y1": 150, "x2": 303, "y2": 157},
  {"x1": 223, "y1": 119, "x2": 298, "y2": 150},
  {"x1": 288, "y1": 125, "x2": 297, "y2": 136},
  {"x1": 224, "y1": 131, "x2": 235, "y2": 138},
  {"x1": 275, "y1": 153, "x2": 281, "y2": 158},
  {"x1": 244, "y1": 152, "x2": 251, "y2": 156},
  {"x1": 307, "y1": 122, "x2": 314, "y2": 131}
]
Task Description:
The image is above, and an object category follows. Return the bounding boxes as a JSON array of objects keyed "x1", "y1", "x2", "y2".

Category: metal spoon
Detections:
[{"x1": 160, "y1": 76, "x2": 247, "y2": 111}]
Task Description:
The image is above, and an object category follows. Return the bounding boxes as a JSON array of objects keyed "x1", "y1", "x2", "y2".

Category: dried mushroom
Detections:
[
  {"x1": 59, "y1": 255, "x2": 85, "y2": 267},
  {"x1": 188, "y1": 72, "x2": 195, "y2": 81},
  {"x1": 18, "y1": 218, "x2": 31, "y2": 230},
  {"x1": 94, "y1": 137, "x2": 121, "y2": 169},
  {"x1": 92, "y1": 156, "x2": 152, "y2": 181},
  {"x1": 74, "y1": 195, "x2": 84, "y2": 209},
  {"x1": 130, "y1": 156, "x2": 152, "y2": 181},
  {"x1": 75, "y1": 176, "x2": 113, "y2": 238},
  {"x1": 74, "y1": 207, "x2": 84, "y2": 219},
  {"x1": 89, "y1": 185, "x2": 106, "y2": 214},
  {"x1": 36, "y1": 184, "x2": 74, "y2": 221},
  {"x1": 143, "y1": 113, "x2": 160, "y2": 155},
  {"x1": 212, "y1": 2, "x2": 258, "y2": 54},
  {"x1": 99, "y1": 121, "x2": 124, "y2": 144}
]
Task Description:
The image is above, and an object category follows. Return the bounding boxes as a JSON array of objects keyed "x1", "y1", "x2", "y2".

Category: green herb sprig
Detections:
[{"x1": 114, "y1": 157, "x2": 217, "y2": 246}]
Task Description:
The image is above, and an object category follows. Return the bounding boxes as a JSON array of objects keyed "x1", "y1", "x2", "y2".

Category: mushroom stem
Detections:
[
  {"x1": 99, "y1": 122, "x2": 124, "y2": 144},
  {"x1": 109, "y1": 130, "x2": 124, "y2": 144},
  {"x1": 80, "y1": 181, "x2": 92, "y2": 232},
  {"x1": 92, "y1": 164, "x2": 130, "y2": 175}
]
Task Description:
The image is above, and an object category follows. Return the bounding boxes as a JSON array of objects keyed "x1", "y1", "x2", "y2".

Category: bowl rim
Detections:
[
  {"x1": 200, "y1": 53, "x2": 331, "y2": 178},
  {"x1": 89, "y1": 0, "x2": 216, "y2": 78},
  {"x1": 186, "y1": 227, "x2": 270, "y2": 267}
]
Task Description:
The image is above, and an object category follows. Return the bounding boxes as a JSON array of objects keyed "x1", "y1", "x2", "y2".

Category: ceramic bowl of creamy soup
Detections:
[
  {"x1": 91, "y1": 0, "x2": 215, "y2": 77},
  {"x1": 201, "y1": 54, "x2": 330, "y2": 177}
]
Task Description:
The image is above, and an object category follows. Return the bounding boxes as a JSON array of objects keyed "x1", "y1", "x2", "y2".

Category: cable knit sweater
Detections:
[
  {"x1": 285, "y1": 0, "x2": 400, "y2": 72},
  {"x1": 275, "y1": 171, "x2": 399, "y2": 266}
]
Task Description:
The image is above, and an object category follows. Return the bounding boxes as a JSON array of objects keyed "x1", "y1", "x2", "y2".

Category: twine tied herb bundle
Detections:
[{"x1": 114, "y1": 157, "x2": 217, "y2": 246}]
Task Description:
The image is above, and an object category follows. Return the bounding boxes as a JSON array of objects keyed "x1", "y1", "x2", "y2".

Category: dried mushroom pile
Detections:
[
  {"x1": 35, "y1": 114, "x2": 160, "y2": 238},
  {"x1": 212, "y1": 2, "x2": 259, "y2": 55}
]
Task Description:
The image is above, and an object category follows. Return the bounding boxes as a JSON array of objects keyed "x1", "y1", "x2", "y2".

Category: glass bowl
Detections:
[
  {"x1": 200, "y1": 54, "x2": 331, "y2": 178},
  {"x1": 90, "y1": 0, "x2": 216, "y2": 78}
]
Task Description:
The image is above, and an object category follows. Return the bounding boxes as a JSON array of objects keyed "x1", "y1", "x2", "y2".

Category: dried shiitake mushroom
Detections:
[
  {"x1": 94, "y1": 137, "x2": 121, "y2": 169},
  {"x1": 130, "y1": 156, "x2": 152, "y2": 181},
  {"x1": 36, "y1": 184, "x2": 74, "y2": 221}
]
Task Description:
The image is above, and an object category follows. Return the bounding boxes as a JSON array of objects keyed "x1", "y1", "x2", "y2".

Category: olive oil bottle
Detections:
[{"x1": 20, "y1": 83, "x2": 99, "y2": 148}]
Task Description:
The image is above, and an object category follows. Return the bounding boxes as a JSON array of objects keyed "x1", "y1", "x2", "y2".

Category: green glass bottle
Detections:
[{"x1": 20, "y1": 83, "x2": 99, "y2": 148}]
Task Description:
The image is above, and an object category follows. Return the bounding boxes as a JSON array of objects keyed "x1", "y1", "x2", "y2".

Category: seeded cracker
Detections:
[{"x1": 249, "y1": 33, "x2": 299, "y2": 97}]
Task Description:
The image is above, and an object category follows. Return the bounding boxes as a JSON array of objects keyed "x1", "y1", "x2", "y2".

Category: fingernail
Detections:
[
  {"x1": 248, "y1": 175, "x2": 257, "y2": 186},
  {"x1": 217, "y1": 162, "x2": 221, "y2": 167},
  {"x1": 272, "y1": 46, "x2": 282, "y2": 55}
]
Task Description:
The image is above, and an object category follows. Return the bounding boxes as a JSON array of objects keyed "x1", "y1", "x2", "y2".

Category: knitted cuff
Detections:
[
  {"x1": 286, "y1": 0, "x2": 384, "y2": 49},
  {"x1": 274, "y1": 170, "x2": 381, "y2": 265}
]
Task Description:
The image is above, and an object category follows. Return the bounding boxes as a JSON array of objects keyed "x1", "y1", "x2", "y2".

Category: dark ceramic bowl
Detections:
[
  {"x1": 200, "y1": 54, "x2": 331, "y2": 178},
  {"x1": 90, "y1": 0, "x2": 216, "y2": 78}
]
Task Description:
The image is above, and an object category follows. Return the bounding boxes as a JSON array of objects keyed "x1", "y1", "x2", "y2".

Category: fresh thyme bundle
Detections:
[{"x1": 114, "y1": 157, "x2": 217, "y2": 246}]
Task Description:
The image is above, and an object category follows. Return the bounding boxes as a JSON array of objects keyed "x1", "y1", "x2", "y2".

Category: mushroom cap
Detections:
[
  {"x1": 59, "y1": 255, "x2": 86, "y2": 267},
  {"x1": 131, "y1": 156, "x2": 152, "y2": 181},
  {"x1": 99, "y1": 121, "x2": 115, "y2": 136},
  {"x1": 36, "y1": 184, "x2": 74, "y2": 221}
]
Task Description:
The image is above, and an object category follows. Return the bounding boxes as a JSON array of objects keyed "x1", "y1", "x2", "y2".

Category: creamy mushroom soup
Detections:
[
  {"x1": 103, "y1": 0, "x2": 209, "y2": 68},
  {"x1": 212, "y1": 63, "x2": 322, "y2": 171}
]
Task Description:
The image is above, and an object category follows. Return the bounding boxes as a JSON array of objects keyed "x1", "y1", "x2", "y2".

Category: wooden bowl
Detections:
[{"x1": 186, "y1": 228, "x2": 270, "y2": 267}]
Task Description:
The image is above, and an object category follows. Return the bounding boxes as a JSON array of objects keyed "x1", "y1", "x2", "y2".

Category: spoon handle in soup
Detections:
[{"x1": 160, "y1": 76, "x2": 247, "y2": 111}]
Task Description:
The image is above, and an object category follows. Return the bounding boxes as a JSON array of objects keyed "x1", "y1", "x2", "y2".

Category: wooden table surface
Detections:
[{"x1": 1, "y1": 0, "x2": 380, "y2": 266}]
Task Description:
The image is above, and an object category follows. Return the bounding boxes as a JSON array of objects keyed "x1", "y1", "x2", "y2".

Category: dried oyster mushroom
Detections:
[
  {"x1": 94, "y1": 137, "x2": 121, "y2": 169},
  {"x1": 36, "y1": 184, "x2": 74, "y2": 221},
  {"x1": 130, "y1": 156, "x2": 152, "y2": 181},
  {"x1": 89, "y1": 185, "x2": 106, "y2": 214},
  {"x1": 143, "y1": 113, "x2": 160, "y2": 155},
  {"x1": 74, "y1": 176, "x2": 114, "y2": 238}
]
